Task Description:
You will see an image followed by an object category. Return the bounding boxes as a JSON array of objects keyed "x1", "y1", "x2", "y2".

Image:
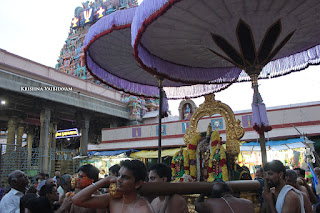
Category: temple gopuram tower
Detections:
[
  {"x1": 55, "y1": 0, "x2": 160, "y2": 123},
  {"x1": 56, "y1": 0, "x2": 138, "y2": 82}
]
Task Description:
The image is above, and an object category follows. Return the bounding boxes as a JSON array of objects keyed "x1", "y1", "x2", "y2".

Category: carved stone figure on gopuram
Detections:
[
  {"x1": 55, "y1": 0, "x2": 138, "y2": 83},
  {"x1": 172, "y1": 94, "x2": 247, "y2": 182}
]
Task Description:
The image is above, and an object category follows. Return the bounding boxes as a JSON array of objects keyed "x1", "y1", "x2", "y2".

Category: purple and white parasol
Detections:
[
  {"x1": 84, "y1": 7, "x2": 234, "y2": 163},
  {"x1": 131, "y1": 0, "x2": 320, "y2": 167}
]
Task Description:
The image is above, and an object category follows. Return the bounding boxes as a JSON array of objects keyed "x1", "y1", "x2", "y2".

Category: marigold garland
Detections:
[
  {"x1": 187, "y1": 133, "x2": 200, "y2": 179},
  {"x1": 208, "y1": 131, "x2": 228, "y2": 182},
  {"x1": 183, "y1": 148, "x2": 189, "y2": 175}
]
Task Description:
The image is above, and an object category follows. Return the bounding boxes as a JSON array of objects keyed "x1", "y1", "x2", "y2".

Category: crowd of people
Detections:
[{"x1": 1, "y1": 159, "x2": 320, "y2": 213}]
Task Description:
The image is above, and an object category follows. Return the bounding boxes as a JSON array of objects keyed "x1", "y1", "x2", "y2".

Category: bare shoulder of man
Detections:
[
  {"x1": 195, "y1": 199, "x2": 211, "y2": 213},
  {"x1": 135, "y1": 197, "x2": 153, "y2": 213},
  {"x1": 170, "y1": 194, "x2": 189, "y2": 213},
  {"x1": 239, "y1": 198, "x2": 255, "y2": 213},
  {"x1": 302, "y1": 192, "x2": 312, "y2": 213},
  {"x1": 281, "y1": 190, "x2": 301, "y2": 213},
  {"x1": 108, "y1": 196, "x2": 123, "y2": 213}
]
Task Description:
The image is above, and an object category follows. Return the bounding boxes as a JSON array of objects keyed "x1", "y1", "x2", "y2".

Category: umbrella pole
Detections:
[
  {"x1": 259, "y1": 133, "x2": 268, "y2": 170},
  {"x1": 251, "y1": 74, "x2": 269, "y2": 168},
  {"x1": 251, "y1": 75, "x2": 270, "y2": 212},
  {"x1": 158, "y1": 79, "x2": 163, "y2": 163},
  {"x1": 260, "y1": 133, "x2": 272, "y2": 213}
]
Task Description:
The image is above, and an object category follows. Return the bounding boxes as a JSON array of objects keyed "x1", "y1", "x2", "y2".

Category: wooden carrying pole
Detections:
[{"x1": 138, "y1": 180, "x2": 261, "y2": 196}]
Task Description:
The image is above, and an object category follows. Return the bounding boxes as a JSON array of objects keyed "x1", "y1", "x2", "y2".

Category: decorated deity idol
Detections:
[
  {"x1": 183, "y1": 104, "x2": 192, "y2": 120},
  {"x1": 174, "y1": 147, "x2": 185, "y2": 177},
  {"x1": 208, "y1": 131, "x2": 228, "y2": 181},
  {"x1": 200, "y1": 149, "x2": 210, "y2": 181}
]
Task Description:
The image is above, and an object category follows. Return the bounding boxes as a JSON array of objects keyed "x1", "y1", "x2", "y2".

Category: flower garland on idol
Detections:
[
  {"x1": 208, "y1": 131, "x2": 228, "y2": 181},
  {"x1": 171, "y1": 148, "x2": 192, "y2": 182},
  {"x1": 187, "y1": 133, "x2": 200, "y2": 180},
  {"x1": 183, "y1": 146, "x2": 190, "y2": 175},
  {"x1": 171, "y1": 147, "x2": 186, "y2": 179}
]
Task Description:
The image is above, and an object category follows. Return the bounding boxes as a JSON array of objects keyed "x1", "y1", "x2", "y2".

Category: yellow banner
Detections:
[{"x1": 130, "y1": 148, "x2": 186, "y2": 159}]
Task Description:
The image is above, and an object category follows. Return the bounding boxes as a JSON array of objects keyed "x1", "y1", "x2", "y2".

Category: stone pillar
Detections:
[
  {"x1": 6, "y1": 117, "x2": 17, "y2": 151},
  {"x1": 50, "y1": 122, "x2": 57, "y2": 149},
  {"x1": 5, "y1": 117, "x2": 17, "y2": 172},
  {"x1": 49, "y1": 122, "x2": 57, "y2": 176},
  {"x1": 15, "y1": 124, "x2": 24, "y2": 168},
  {"x1": 27, "y1": 127, "x2": 34, "y2": 168},
  {"x1": 80, "y1": 115, "x2": 90, "y2": 156},
  {"x1": 16, "y1": 124, "x2": 24, "y2": 148},
  {"x1": 7, "y1": 117, "x2": 17, "y2": 147},
  {"x1": 39, "y1": 108, "x2": 51, "y2": 174}
]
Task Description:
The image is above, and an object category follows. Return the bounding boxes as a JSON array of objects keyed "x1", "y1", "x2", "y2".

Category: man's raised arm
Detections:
[{"x1": 72, "y1": 176, "x2": 116, "y2": 209}]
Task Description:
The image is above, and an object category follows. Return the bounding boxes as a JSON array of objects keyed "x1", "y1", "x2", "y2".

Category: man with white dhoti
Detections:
[{"x1": 263, "y1": 160, "x2": 308, "y2": 213}]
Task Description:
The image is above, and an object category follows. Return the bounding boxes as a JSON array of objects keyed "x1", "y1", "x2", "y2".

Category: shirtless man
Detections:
[
  {"x1": 70, "y1": 164, "x2": 105, "y2": 213},
  {"x1": 148, "y1": 163, "x2": 188, "y2": 213},
  {"x1": 72, "y1": 160, "x2": 153, "y2": 213},
  {"x1": 293, "y1": 168, "x2": 318, "y2": 204},
  {"x1": 263, "y1": 160, "x2": 305, "y2": 213},
  {"x1": 285, "y1": 169, "x2": 312, "y2": 213},
  {"x1": 195, "y1": 181, "x2": 254, "y2": 213}
]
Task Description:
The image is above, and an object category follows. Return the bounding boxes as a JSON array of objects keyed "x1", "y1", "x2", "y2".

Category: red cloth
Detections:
[{"x1": 188, "y1": 144, "x2": 197, "y2": 150}]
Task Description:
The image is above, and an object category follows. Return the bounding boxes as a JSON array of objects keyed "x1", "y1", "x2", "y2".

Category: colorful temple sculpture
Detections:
[
  {"x1": 55, "y1": 0, "x2": 160, "y2": 121},
  {"x1": 120, "y1": 94, "x2": 157, "y2": 121},
  {"x1": 178, "y1": 100, "x2": 197, "y2": 120},
  {"x1": 172, "y1": 94, "x2": 247, "y2": 182},
  {"x1": 56, "y1": 0, "x2": 138, "y2": 80}
]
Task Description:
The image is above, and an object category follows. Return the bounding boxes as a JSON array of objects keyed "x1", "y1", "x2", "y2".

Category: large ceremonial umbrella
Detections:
[
  {"x1": 131, "y1": 0, "x2": 320, "y2": 168},
  {"x1": 83, "y1": 7, "x2": 235, "y2": 163}
]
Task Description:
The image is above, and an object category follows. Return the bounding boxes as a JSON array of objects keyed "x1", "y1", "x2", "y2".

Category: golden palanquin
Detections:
[
  {"x1": 168, "y1": 94, "x2": 261, "y2": 212},
  {"x1": 171, "y1": 94, "x2": 245, "y2": 182}
]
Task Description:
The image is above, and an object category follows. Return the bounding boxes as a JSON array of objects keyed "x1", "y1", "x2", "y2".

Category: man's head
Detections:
[
  {"x1": 314, "y1": 167, "x2": 320, "y2": 179},
  {"x1": 255, "y1": 167, "x2": 264, "y2": 179},
  {"x1": 55, "y1": 176, "x2": 60, "y2": 185},
  {"x1": 44, "y1": 174, "x2": 49, "y2": 180},
  {"x1": 148, "y1": 163, "x2": 172, "y2": 183},
  {"x1": 60, "y1": 174, "x2": 73, "y2": 192},
  {"x1": 38, "y1": 173, "x2": 45, "y2": 180},
  {"x1": 240, "y1": 171, "x2": 252, "y2": 180},
  {"x1": 20, "y1": 193, "x2": 38, "y2": 212},
  {"x1": 294, "y1": 168, "x2": 305, "y2": 178},
  {"x1": 264, "y1": 160, "x2": 286, "y2": 188},
  {"x1": 39, "y1": 183, "x2": 59, "y2": 202},
  {"x1": 76, "y1": 164, "x2": 99, "y2": 189},
  {"x1": 8, "y1": 170, "x2": 29, "y2": 193},
  {"x1": 28, "y1": 196, "x2": 53, "y2": 213},
  {"x1": 285, "y1": 169, "x2": 298, "y2": 187},
  {"x1": 109, "y1": 164, "x2": 120, "y2": 177},
  {"x1": 45, "y1": 178, "x2": 56, "y2": 186},
  {"x1": 54, "y1": 171, "x2": 60, "y2": 177},
  {"x1": 209, "y1": 181, "x2": 233, "y2": 198},
  {"x1": 117, "y1": 160, "x2": 147, "y2": 194}
]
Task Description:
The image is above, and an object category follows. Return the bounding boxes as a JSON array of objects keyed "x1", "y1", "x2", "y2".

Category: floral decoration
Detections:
[
  {"x1": 187, "y1": 133, "x2": 200, "y2": 179},
  {"x1": 208, "y1": 131, "x2": 228, "y2": 181}
]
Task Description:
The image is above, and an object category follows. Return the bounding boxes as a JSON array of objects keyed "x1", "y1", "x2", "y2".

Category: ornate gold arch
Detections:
[{"x1": 183, "y1": 94, "x2": 244, "y2": 157}]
